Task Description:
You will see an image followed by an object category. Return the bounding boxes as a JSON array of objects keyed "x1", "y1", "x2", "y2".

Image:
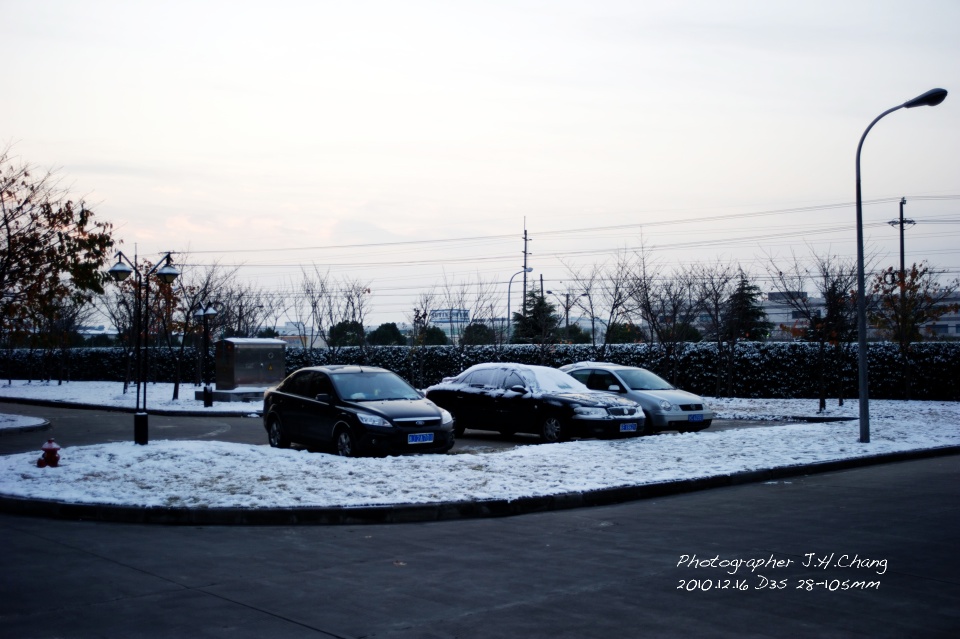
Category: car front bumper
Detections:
[
  {"x1": 570, "y1": 416, "x2": 645, "y2": 438},
  {"x1": 357, "y1": 428, "x2": 456, "y2": 455},
  {"x1": 649, "y1": 411, "x2": 715, "y2": 430}
]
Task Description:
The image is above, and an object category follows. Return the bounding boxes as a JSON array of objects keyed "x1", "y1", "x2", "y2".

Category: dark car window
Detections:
[
  {"x1": 616, "y1": 368, "x2": 674, "y2": 391},
  {"x1": 313, "y1": 372, "x2": 334, "y2": 398},
  {"x1": 588, "y1": 371, "x2": 621, "y2": 392},
  {"x1": 280, "y1": 371, "x2": 312, "y2": 397},
  {"x1": 463, "y1": 368, "x2": 501, "y2": 388},
  {"x1": 566, "y1": 370, "x2": 591, "y2": 385},
  {"x1": 331, "y1": 371, "x2": 421, "y2": 401},
  {"x1": 501, "y1": 372, "x2": 525, "y2": 390}
]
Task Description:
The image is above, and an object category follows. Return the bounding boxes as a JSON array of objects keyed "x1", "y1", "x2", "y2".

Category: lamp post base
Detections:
[{"x1": 134, "y1": 412, "x2": 148, "y2": 445}]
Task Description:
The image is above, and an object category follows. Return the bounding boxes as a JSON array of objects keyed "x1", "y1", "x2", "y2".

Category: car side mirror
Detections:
[
  {"x1": 509, "y1": 385, "x2": 528, "y2": 394},
  {"x1": 608, "y1": 384, "x2": 624, "y2": 393},
  {"x1": 315, "y1": 392, "x2": 332, "y2": 403}
]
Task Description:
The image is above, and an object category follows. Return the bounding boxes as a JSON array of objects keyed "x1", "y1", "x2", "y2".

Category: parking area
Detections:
[{"x1": 0, "y1": 401, "x2": 791, "y2": 457}]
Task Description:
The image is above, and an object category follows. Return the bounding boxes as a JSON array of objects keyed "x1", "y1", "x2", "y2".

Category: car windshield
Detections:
[
  {"x1": 331, "y1": 371, "x2": 420, "y2": 401},
  {"x1": 519, "y1": 367, "x2": 589, "y2": 393},
  {"x1": 616, "y1": 368, "x2": 674, "y2": 391}
]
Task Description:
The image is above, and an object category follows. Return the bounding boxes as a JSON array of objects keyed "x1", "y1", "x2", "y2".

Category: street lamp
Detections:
[
  {"x1": 854, "y1": 88, "x2": 947, "y2": 444},
  {"x1": 506, "y1": 267, "x2": 533, "y2": 342},
  {"x1": 194, "y1": 301, "x2": 219, "y2": 407},
  {"x1": 108, "y1": 250, "x2": 180, "y2": 444}
]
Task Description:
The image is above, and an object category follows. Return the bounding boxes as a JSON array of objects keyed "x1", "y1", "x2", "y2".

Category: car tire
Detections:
[
  {"x1": 540, "y1": 416, "x2": 566, "y2": 443},
  {"x1": 267, "y1": 415, "x2": 290, "y2": 448},
  {"x1": 449, "y1": 410, "x2": 466, "y2": 437},
  {"x1": 334, "y1": 426, "x2": 357, "y2": 457}
]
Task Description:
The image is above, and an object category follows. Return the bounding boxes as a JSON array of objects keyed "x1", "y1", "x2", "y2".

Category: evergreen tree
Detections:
[
  {"x1": 721, "y1": 272, "x2": 771, "y2": 341},
  {"x1": 328, "y1": 320, "x2": 365, "y2": 347},
  {"x1": 557, "y1": 323, "x2": 591, "y2": 344},
  {"x1": 367, "y1": 322, "x2": 405, "y2": 345},
  {"x1": 511, "y1": 291, "x2": 559, "y2": 344},
  {"x1": 605, "y1": 322, "x2": 644, "y2": 344},
  {"x1": 421, "y1": 325, "x2": 448, "y2": 345},
  {"x1": 461, "y1": 322, "x2": 495, "y2": 345}
]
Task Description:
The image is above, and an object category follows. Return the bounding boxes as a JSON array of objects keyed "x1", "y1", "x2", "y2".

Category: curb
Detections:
[
  {"x1": 0, "y1": 395, "x2": 260, "y2": 418},
  {"x1": 0, "y1": 419, "x2": 51, "y2": 437},
  {"x1": 2, "y1": 446, "x2": 958, "y2": 526}
]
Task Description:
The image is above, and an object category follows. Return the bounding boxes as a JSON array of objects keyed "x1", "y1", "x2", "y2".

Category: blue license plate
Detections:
[
  {"x1": 687, "y1": 414, "x2": 704, "y2": 422},
  {"x1": 408, "y1": 433, "x2": 434, "y2": 444},
  {"x1": 620, "y1": 423, "x2": 638, "y2": 432}
]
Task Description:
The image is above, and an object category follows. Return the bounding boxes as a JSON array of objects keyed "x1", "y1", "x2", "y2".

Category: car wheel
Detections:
[
  {"x1": 267, "y1": 415, "x2": 290, "y2": 448},
  {"x1": 540, "y1": 416, "x2": 566, "y2": 443},
  {"x1": 334, "y1": 426, "x2": 357, "y2": 457}
]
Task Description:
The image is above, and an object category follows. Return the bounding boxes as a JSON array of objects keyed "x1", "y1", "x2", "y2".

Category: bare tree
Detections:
[
  {"x1": 257, "y1": 291, "x2": 291, "y2": 338},
  {"x1": 565, "y1": 250, "x2": 636, "y2": 359},
  {"x1": 160, "y1": 259, "x2": 240, "y2": 399},
  {"x1": 870, "y1": 261, "x2": 960, "y2": 398},
  {"x1": 630, "y1": 245, "x2": 705, "y2": 384},
  {"x1": 405, "y1": 290, "x2": 439, "y2": 386},
  {"x1": 766, "y1": 250, "x2": 860, "y2": 411},
  {"x1": 693, "y1": 260, "x2": 738, "y2": 396},
  {"x1": 288, "y1": 265, "x2": 331, "y2": 351},
  {"x1": 96, "y1": 287, "x2": 137, "y2": 392}
]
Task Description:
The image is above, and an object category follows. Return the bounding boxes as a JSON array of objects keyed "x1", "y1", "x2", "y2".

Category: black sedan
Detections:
[
  {"x1": 424, "y1": 363, "x2": 644, "y2": 443},
  {"x1": 263, "y1": 365, "x2": 455, "y2": 457}
]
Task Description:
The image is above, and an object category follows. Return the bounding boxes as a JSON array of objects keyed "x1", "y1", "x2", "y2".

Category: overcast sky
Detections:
[{"x1": 3, "y1": 0, "x2": 958, "y2": 324}]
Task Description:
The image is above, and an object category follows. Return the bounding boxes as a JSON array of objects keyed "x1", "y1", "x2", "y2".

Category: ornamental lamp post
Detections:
[
  {"x1": 194, "y1": 302, "x2": 219, "y2": 407},
  {"x1": 854, "y1": 88, "x2": 947, "y2": 444},
  {"x1": 108, "y1": 251, "x2": 180, "y2": 444}
]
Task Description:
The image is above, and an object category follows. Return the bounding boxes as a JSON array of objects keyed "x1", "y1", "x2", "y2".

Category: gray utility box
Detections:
[{"x1": 214, "y1": 338, "x2": 286, "y2": 391}]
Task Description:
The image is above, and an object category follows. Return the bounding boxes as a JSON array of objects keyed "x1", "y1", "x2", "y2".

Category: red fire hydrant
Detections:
[{"x1": 37, "y1": 438, "x2": 61, "y2": 468}]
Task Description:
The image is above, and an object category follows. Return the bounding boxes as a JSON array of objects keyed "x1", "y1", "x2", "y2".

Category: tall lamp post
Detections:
[
  {"x1": 194, "y1": 301, "x2": 219, "y2": 407},
  {"x1": 855, "y1": 88, "x2": 947, "y2": 443},
  {"x1": 108, "y1": 251, "x2": 180, "y2": 444},
  {"x1": 506, "y1": 267, "x2": 533, "y2": 342}
]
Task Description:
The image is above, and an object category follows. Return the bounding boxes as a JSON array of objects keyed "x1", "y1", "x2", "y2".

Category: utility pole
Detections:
[
  {"x1": 888, "y1": 196, "x2": 915, "y2": 356},
  {"x1": 888, "y1": 197, "x2": 914, "y2": 286},
  {"x1": 522, "y1": 221, "x2": 531, "y2": 316}
]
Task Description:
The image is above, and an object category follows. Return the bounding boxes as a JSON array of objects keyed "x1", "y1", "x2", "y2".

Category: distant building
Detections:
[{"x1": 430, "y1": 309, "x2": 470, "y2": 344}]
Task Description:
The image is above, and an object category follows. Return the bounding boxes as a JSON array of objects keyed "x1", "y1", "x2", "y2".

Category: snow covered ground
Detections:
[{"x1": 1, "y1": 380, "x2": 958, "y2": 509}]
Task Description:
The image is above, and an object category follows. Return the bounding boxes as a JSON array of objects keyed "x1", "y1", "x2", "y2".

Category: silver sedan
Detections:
[{"x1": 560, "y1": 362, "x2": 715, "y2": 434}]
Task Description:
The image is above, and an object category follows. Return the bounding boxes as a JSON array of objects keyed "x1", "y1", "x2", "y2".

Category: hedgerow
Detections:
[{"x1": 1, "y1": 342, "x2": 957, "y2": 400}]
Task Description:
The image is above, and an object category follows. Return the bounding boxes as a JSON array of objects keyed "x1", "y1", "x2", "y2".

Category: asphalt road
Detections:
[
  {"x1": 1, "y1": 402, "x2": 958, "y2": 636},
  {"x1": 1, "y1": 449, "x2": 957, "y2": 637}
]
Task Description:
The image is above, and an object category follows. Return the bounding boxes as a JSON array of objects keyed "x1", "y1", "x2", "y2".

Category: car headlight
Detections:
[
  {"x1": 658, "y1": 399, "x2": 674, "y2": 411},
  {"x1": 440, "y1": 409, "x2": 454, "y2": 426},
  {"x1": 573, "y1": 406, "x2": 607, "y2": 419},
  {"x1": 356, "y1": 412, "x2": 391, "y2": 427}
]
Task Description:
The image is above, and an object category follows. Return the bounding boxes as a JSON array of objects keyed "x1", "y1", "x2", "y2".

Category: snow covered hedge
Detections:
[{"x1": 1, "y1": 342, "x2": 958, "y2": 400}]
